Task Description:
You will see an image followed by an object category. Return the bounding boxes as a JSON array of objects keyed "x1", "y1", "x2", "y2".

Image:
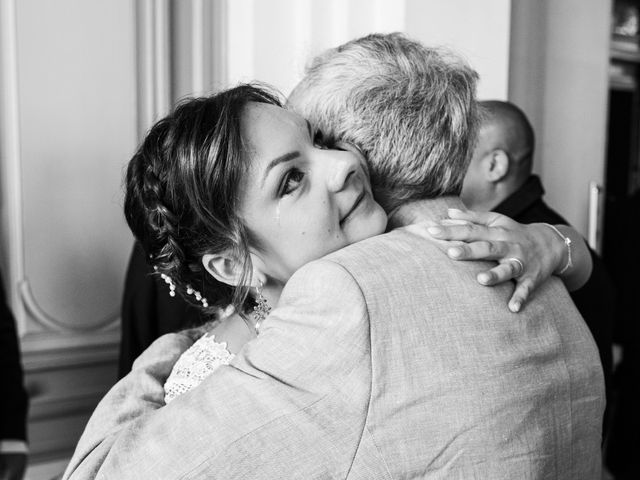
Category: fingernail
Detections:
[
  {"x1": 448, "y1": 208, "x2": 463, "y2": 215},
  {"x1": 510, "y1": 301, "x2": 521, "y2": 313},
  {"x1": 441, "y1": 219, "x2": 469, "y2": 226},
  {"x1": 427, "y1": 226, "x2": 443, "y2": 236},
  {"x1": 477, "y1": 273, "x2": 491, "y2": 284},
  {"x1": 448, "y1": 247, "x2": 462, "y2": 258}
]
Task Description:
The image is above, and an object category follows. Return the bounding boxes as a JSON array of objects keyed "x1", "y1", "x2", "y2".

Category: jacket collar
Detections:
[{"x1": 388, "y1": 196, "x2": 466, "y2": 229}]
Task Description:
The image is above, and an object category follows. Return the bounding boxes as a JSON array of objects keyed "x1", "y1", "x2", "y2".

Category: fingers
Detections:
[
  {"x1": 447, "y1": 240, "x2": 509, "y2": 261},
  {"x1": 505, "y1": 257, "x2": 524, "y2": 278},
  {"x1": 475, "y1": 268, "x2": 534, "y2": 313},
  {"x1": 474, "y1": 260, "x2": 533, "y2": 313},
  {"x1": 475, "y1": 261, "x2": 516, "y2": 285},
  {"x1": 428, "y1": 222, "x2": 508, "y2": 243},
  {"x1": 508, "y1": 278, "x2": 534, "y2": 313},
  {"x1": 439, "y1": 219, "x2": 472, "y2": 226},
  {"x1": 447, "y1": 208, "x2": 505, "y2": 226}
]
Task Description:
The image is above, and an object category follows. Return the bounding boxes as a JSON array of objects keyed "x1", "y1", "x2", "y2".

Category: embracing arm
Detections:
[
  {"x1": 62, "y1": 260, "x2": 369, "y2": 479},
  {"x1": 62, "y1": 332, "x2": 194, "y2": 479},
  {"x1": 416, "y1": 209, "x2": 592, "y2": 312},
  {"x1": 543, "y1": 223, "x2": 591, "y2": 291}
]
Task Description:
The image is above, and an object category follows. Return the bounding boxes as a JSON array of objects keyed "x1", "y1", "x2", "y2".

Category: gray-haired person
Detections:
[
  {"x1": 287, "y1": 32, "x2": 604, "y2": 478},
  {"x1": 64, "y1": 33, "x2": 602, "y2": 479}
]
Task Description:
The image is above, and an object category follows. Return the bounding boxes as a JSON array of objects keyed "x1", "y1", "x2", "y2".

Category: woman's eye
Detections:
[{"x1": 280, "y1": 168, "x2": 305, "y2": 196}]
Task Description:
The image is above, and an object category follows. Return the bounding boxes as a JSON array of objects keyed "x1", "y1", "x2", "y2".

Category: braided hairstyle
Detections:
[{"x1": 125, "y1": 84, "x2": 282, "y2": 318}]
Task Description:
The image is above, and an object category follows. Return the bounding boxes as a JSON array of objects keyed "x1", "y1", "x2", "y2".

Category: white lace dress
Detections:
[{"x1": 164, "y1": 334, "x2": 235, "y2": 404}]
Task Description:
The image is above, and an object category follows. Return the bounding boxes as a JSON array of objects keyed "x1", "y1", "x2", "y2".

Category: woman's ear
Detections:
[{"x1": 202, "y1": 252, "x2": 245, "y2": 287}]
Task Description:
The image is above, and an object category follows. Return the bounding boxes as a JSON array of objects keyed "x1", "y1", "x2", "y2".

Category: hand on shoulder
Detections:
[{"x1": 411, "y1": 208, "x2": 592, "y2": 312}]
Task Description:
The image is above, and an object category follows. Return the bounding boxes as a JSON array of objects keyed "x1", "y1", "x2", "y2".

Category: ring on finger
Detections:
[{"x1": 507, "y1": 257, "x2": 525, "y2": 278}]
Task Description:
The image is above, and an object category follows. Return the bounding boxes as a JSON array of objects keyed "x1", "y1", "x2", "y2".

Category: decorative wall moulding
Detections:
[
  {"x1": 21, "y1": 334, "x2": 120, "y2": 371},
  {"x1": 29, "y1": 389, "x2": 106, "y2": 423},
  {"x1": 136, "y1": 0, "x2": 171, "y2": 139},
  {"x1": 20, "y1": 279, "x2": 120, "y2": 333}
]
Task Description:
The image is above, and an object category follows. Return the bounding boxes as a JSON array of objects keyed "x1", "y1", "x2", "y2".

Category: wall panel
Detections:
[
  {"x1": 183, "y1": 0, "x2": 510, "y2": 99},
  {"x1": 509, "y1": 0, "x2": 611, "y2": 237},
  {"x1": 17, "y1": 0, "x2": 135, "y2": 335},
  {"x1": 1, "y1": 0, "x2": 138, "y2": 477}
]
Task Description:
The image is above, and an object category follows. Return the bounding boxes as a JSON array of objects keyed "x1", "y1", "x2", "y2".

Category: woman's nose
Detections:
[{"x1": 326, "y1": 152, "x2": 358, "y2": 193}]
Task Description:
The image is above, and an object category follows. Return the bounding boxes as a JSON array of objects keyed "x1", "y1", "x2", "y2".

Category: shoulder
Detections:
[
  {"x1": 204, "y1": 313, "x2": 253, "y2": 355},
  {"x1": 320, "y1": 227, "x2": 455, "y2": 285},
  {"x1": 323, "y1": 228, "x2": 439, "y2": 267},
  {"x1": 262, "y1": 258, "x2": 370, "y2": 345},
  {"x1": 281, "y1": 257, "x2": 364, "y2": 303}
]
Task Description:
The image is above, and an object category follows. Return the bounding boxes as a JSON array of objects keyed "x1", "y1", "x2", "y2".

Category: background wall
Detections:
[
  {"x1": 210, "y1": 0, "x2": 511, "y2": 99},
  {"x1": 0, "y1": 0, "x2": 136, "y2": 477},
  {"x1": 509, "y1": 0, "x2": 611, "y2": 244}
]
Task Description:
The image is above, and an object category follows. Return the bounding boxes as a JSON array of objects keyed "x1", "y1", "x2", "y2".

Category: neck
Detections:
[
  {"x1": 387, "y1": 196, "x2": 466, "y2": 229},
  {"x1": 489, "y1": 179, "x2": 525, "y2": 211},
  {"x1": 234, "y1": 281, "x2": 282, "y2": 336},
  {"x1": 462, "y1": 177, "x2": 525, "y2": 213},
  {"x1": 261, "y1": 283, "x2": 282, "y2": 310},
  {"x1": 463, "y1": 194, "x2": 499, "y2": 212}
]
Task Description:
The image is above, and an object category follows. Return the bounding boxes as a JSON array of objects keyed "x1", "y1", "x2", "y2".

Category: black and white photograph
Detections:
[{"x1": 0, "y1": 1, "x2": 637, "y2": 479}]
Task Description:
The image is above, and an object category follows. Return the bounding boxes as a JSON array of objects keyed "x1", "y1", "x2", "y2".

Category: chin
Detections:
[
  {"x1": 373, "y1": 208, "x2": 388, "y2": 234},
  {"x1": 354, "y1": 209, "x2": 388, "y2": 241}
]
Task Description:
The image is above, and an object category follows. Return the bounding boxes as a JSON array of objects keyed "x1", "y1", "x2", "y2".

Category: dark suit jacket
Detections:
[{"x1": 0, "y1": 276, "x2": 28, "y2": 442}]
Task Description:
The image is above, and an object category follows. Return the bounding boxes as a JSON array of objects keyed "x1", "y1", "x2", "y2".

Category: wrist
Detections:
[{"x1": 542, "y1": 223, "x2": 572, "y2": 275}]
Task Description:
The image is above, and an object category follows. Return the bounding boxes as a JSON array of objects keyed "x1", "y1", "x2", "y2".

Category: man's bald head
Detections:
[
  {"x1": 460, "y1": 100, "x2": 535, "y2": 211},
  {"x1": 479, "y1": 100, "x2": 534, "y2": 169}
]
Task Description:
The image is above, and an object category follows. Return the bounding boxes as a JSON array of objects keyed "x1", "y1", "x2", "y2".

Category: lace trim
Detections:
[{"x1": 164, "y1": 334, "x2": 234, "y2": 404}]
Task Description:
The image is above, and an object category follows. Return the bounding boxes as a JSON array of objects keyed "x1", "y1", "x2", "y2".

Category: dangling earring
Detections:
[
  {"x1": 155, "y1": 266, "x2": 177, "y2": 297},
  {"x1": 252, "y1": 280, "x2": 271, "y2": 335},
  {"x1": 186, "y1": 285, "x2": 209, "y2": 308}
]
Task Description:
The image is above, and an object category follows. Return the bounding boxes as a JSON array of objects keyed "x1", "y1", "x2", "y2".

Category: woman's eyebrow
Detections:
[{"x1": 261, "y1": 151, "x2": 300, "y2": 187}]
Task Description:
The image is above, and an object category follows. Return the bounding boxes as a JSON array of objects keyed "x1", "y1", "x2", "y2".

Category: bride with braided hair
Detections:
[
  {"x1": 125, "y1": 83, "x2": 388, "y2": 401},
  {"x1": 122, "y1": 83, "x2": 592, "y2": 404}
]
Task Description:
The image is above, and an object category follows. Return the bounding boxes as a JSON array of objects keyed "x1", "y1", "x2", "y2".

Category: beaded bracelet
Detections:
[{"x1": 543, "y1": 223, "x2": 573, "y2": 274}]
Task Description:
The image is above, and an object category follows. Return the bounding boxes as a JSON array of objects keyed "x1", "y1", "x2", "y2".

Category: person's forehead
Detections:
[
  {"x1": 240, "y1": 103, "x2": 308, "y2": 170},
  {"x1": 243, "y1": 102, "x2": 305, "y2": 133}
]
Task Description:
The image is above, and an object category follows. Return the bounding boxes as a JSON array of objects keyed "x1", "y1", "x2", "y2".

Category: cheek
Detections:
[
  {"x1": 292, "y1": 201, "x2": 338, "y2": 236},
  {"x1": 279, "y1": 218, "x2": 344, "y2": 265}
]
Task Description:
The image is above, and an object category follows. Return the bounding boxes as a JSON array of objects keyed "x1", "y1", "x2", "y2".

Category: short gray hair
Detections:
[{"x1": 288, "y1": 32, "x2": 479, "y2": 211}]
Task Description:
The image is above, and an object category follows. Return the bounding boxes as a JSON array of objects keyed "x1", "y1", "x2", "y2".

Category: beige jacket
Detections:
[{"x1": 64, "y1": 198, "x2": 604, "y2": 479}]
